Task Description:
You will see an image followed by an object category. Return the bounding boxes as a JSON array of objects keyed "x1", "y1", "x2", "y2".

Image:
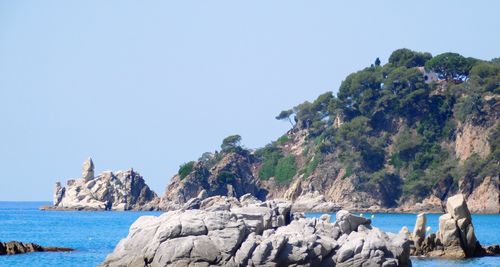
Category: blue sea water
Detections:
[
  {"x1": 0, "y1": 202, "x2": 162, "y2": 267},
  {"x1": 0, "y1": 202, "x2": 498, "y2": 267}
]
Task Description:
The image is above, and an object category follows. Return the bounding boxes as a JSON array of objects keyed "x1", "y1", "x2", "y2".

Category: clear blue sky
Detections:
[{"x1": 0, "y1": 1, "x2": 498, "y2": 201}]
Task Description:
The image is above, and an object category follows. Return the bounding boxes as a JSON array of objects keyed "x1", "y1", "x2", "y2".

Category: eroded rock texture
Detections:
[
  {"x1": 51, "y1": 158, "x2": 159, "y2": 211},
  {"x1": 291, "y1": 190, "x2": 341, "y2": 213},
  {"x1": 161, "y1": 151, "x2": 267, "y2": 211},
  {"x1": 406, "y1": 194, "x2": 499, "y2": 258},
  {"x1": 101, "y1": 197, "x2": 411, "y2": 267}
]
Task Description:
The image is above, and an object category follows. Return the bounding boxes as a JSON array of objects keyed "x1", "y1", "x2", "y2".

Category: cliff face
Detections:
[
  {"x1": 160, "y1": 49, "x2": 499, "y2": 213},
  {"x1": 465, "y1": 175, "x2": 499, "y2": 213},
  {"x1": 455, "y1": 123, "x2": 491, "y2": 162},
  {"x1": 52, "y1": 158, "x2": 160, "y2": 211},
  {"x1": 454, "y1": 122, "x2": 499, "y2": 213}
]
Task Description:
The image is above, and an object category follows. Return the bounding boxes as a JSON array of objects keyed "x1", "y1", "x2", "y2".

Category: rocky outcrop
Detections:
[
  {"x1": 53, "y1": 181, "x2": 65, "y2": 205},
  {"x1": 154, "y1": 53, "x2": 499, "y2": 214},
  {"x1": 49, "y1": 158, "x2": 160, "y2": 211},
  {"x1": 102, "y1": 196, "x2": 411, "y2": 267},
  {"x1": 408, "y1": 194, "x2": 499, "y2": 258},
  {"x1": 411, "y1": 213, "x2": 426, "y2": 252},
  {"x1": 161, "y1": 151, "x2": 267, "y2": 210},
  {"x1": 157, "y1": 126, "x2": 498, "y2": 214},
  {"x1": 437, "y1": 194, "x2": 478, "y2": 258},
  {"x1": 82, "y1": 157, "x2": 95, "y2": 181},
  {"x1": 0, "y1": 241, "x2": 73, "y2": 255}
]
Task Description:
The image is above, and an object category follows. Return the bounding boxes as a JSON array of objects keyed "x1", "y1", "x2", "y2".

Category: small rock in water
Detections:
[
  {"x1": 410, "y1": 193, "x2": 499, "y2": 259},
  {"x1": 0, "y1": 241, "x2": 73, "y2": 255}
]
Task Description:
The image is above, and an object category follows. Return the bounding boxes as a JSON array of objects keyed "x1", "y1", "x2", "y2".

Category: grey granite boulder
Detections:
[
  {"x1": 436, "y1": 194, "x2": 478, "y2": 258},
  {"x1": 240, "y1": 193, "x2": 261, "y2": 206},
  {"x1": 82, "y1": 157, "x2": 94, "y2": 182},
  {"x1": 409, "y1": 193, "x2": 500, "y2": 259},
  {"x1": 101, "y1": 200, "x2": 411, "y2": 267},
  {"x1": 182, "y1": 196, "x2": 202, "y2": 210},
  {"x1": 200, "y1": 195, "x2": 241, "y2": 211},
  {"x1": 411, "y1": 213, "x2": 426, "y2": 251},
  {"x1": 291, "y1": 191, "x2": 341, "y2": 213},
  {"x1": 334, "y1": 209, "x2": 372, "y2": 235}
]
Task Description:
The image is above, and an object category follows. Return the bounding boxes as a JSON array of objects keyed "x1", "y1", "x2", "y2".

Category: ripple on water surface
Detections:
[{"x1": 0, "y1": 202, "x2": 499, "y2": 267}]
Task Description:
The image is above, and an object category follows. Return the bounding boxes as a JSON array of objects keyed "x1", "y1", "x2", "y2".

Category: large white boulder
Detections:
[
  {"x1": 291, "y1": 191, "x2": 341, "y2": 212},
  {"x1": 101, "y1": 201, "x2": 410, "y2": 267},
  {"x1": 413, "y1": 193, "x2": 482, "y2": 258}
]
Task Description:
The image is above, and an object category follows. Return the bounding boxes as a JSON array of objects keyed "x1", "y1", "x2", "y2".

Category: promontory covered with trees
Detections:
[{"x1": 160, "y1": 49, "x2": 499, "y2": 213}]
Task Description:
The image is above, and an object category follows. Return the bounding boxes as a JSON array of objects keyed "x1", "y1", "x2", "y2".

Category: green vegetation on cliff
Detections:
[
  {"x1": 274, "y1": 49, "x2": 498, "y2": 203},
  {"x1": 274, "y1": 155, "x2": 297, "y2": 184},
  {"x1": 173, "y1": 48, "x2": 498, "y2": 207},
  {"x1": 178, "y1": 161, "x2": 195, "y2": 180}
]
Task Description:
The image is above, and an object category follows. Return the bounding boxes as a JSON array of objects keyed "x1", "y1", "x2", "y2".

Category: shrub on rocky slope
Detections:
[{"x1": 161, "y1": 49, "x2": 499, "y2": 213}]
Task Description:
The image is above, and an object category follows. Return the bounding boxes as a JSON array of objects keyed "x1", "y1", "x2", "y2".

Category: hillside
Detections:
[{"x1": 160, "y1": 49, "x2": 500, "y2": 213}]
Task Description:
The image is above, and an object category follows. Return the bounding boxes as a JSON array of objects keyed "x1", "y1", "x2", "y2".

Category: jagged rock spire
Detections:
[
  {"x1": 82, "y1": 157, "x2": 94, "y2": 181},
  {"x1": 53, "y1": 182, "x2": 65, "y2": 206}
]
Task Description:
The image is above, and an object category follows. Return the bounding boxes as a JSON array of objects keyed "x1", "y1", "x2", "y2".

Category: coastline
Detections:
[
  {"x1": 2, "y1": 201, "x2": 499, "y2": 267},
  {"x1": 39, "y1": 202, "x2": 500, "y2": 215},
  {"x1": 100, "y1": 193, "x2": 500, "y2": 266},
  {"x1": 39, "y1": 205, "x2": 160, "y2": 212}
]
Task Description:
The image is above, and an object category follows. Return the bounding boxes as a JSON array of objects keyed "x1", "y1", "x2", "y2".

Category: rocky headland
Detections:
[
  {"x1": 45, "y1": 50, "x2": 499, "y2": 214},
  {"x1": 158, "y1": 150, "x2": 343, "y2": 213},
  {"x1": 154, "y1": 49, "x2": 499, "y2": 215},
  {"x1": 0, "y1": 241, "x2": 73, "y2": 255},
  {"x1": 101, "y1": 195, "x2": 411, "y2": 267},
  {"x1": 46, "y1": 158, "x2": 160, "y2": 211},
  {"x1": 159, "y1": 151, "x2": 267, "y2": 210}
]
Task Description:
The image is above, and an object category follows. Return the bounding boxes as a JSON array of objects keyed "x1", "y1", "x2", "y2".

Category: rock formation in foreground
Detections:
[
  {"x1": 406, "y1": 194, "x2": 500, "y2": 258},
  {"x1": 101, "y1": 195, "x2": 411, "y2": 267},
  {"x1": 0, "y1": 241, "x2": 73, "y2": 255},
  {"x1": 49, "y1": 158, "x2": 160, "y2": 211}
]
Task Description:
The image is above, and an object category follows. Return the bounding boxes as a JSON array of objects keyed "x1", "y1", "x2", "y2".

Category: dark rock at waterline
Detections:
[
  {"x1": 474, "y1": 244, "x2": 500, "y2": 257},
  {"x1": 0, "y1": 241, "x2": 73, "y2": 255}
]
